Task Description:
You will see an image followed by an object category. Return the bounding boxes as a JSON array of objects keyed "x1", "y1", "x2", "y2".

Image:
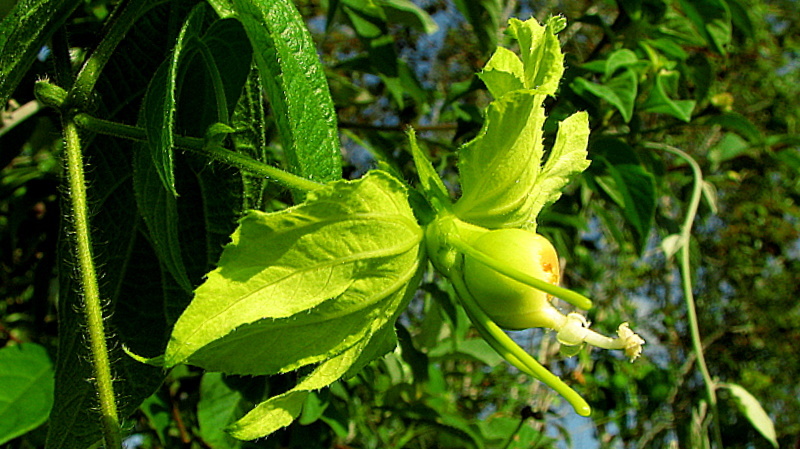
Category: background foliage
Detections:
[{"x1": 1, "y1": 0, "x2": 798, "y2": 448}]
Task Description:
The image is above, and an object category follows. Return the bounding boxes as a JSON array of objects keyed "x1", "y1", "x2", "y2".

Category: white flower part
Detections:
[
  {"x1": 617, "y1": 322, "x2": 645, "y2": 362},
  {"x1": 555, "y1": 312, "x2": 590, "y2": 346}
]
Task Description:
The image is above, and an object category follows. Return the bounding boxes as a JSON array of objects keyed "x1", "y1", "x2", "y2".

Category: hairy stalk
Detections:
[
  {"x1": 72, "y1": 113, "x2": 323, "y2": 192},
  {"x1": 63, "y1": 119, "x2": 121, "y2": 449},
  {"x1": 645, "y1": 142, "x2": 723, "y2": 449}
]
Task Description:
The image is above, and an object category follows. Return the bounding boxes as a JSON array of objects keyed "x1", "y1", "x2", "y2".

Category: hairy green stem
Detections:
[
  {"x1": 72, "y1": 113, "x2": 323, "y2": 192},
  {"x1": 645, "y1": 142, "x2": 723, "y2": 449},
  {"x1": 63, "y1": 119, "x2": 121, "y2": 449}
]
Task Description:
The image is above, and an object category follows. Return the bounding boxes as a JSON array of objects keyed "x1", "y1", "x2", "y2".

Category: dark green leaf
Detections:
[
  {"x1": 137, "y1": 8, "x2": 252, "y2": 293},
  {"x1": 590, "y1": 139, "x2": 656, "y2": 252},
  {"x1": 453, "y1": 0, "x2": 501, "y2": 55},
  {"x1": 678, "y1": 0, "x2": 731, "y2": 54},
  {"x1": 0, "y1": 344, "x2": 54, "y2": 445},
  {"x1": 0, "y1": 0, "x2": 79, "y2": 106},
  {"x1": 571, "y1": 68, "x2": 638, "y2": 122},
  {"x1": 642, "y1": 70, "x2": 695, "y2": 122},
  {"x1": 136, "y1": 6, "x2": 205, "y2": 292},
  {"x1": 381, "y1": 0, "x2": 438, "y2": 34},
  {"x1": 232, "y1": 0, "x2": 341, "y2": 184},
  {"x1": 142, "y1": 3, "x2": 206, "y2": 196},
  {"x1": 706, "y1": 112, "x2": 763, "y2": 143},
  {"x1": 176, "y1": 18, "x2": 253, "y2": 134}
]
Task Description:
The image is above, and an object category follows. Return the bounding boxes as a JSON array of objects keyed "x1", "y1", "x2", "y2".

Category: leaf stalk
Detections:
[{"x1": 72, "y1": 113, "x2": 323, "y2": 193}]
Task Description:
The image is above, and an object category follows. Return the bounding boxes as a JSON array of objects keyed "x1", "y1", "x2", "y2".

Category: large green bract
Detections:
[{"x1": 453, "y1": 17, "x2": 590, "y2": 231}]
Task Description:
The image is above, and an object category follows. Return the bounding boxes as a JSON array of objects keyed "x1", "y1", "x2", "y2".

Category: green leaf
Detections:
[
  {"x1": 142, "y1": 3, "x2": 206, "y2": 197},
  {"x1": 477, "y1": 415, "x2": 549, "y2": 448},
  {"x1": 642, "y1": 70, "x2": 695, "y2": 122},
  {"x1": 197, "y1": 373, "x2": 249, "y2": 449},
  {"x1": 232, "y1": 0, "x2": 341, "y2": 183},
  {"x1": 340, "y1": 0, "x2": 386, "y2": 38},
  {"x1": 228, "y1": 335, "x2": 369, "y2": 440},
  {"x1": 140, "y1": 393, "x2": 171, "y2": 447},
  {"x1": 708, "y1": 132, "x2": 749, "y2": 169},
  {"x1": 0, "y1": 344, "x2": 54, "y2": 445},
  {"x1": 453, "y1": 0, "x2": 501, "y2": 55},
  {"x1": 721, "y1": 383, "x2": 779, "y2": 448},
  {"x1": 0, "y1": 0, "x2": 79, "y2": 107},
  {"x1": 605, "y1": 49, "x2": 639, "y2": 78},
  {"x1": 428, "y1": 338, "x2": 503, "y2": 366},
  {"x1": 590, "y1": 139, "x2": 656, "y2": 252},
  {"x1": 572, "y1": 68, "x2": 638, "y2": 122},
  {"x1": 165, "y1": 171, "x2": 423, "y2": 375},
  {"x1": 678, "y1": 0, "x2": 731, "y2": 54},
  {"x1": 231, "y1": 69, "x2": 271, "y2": 210},
  {"x1": 380, "y1": 0, "x2": 438, "y2": 34}
]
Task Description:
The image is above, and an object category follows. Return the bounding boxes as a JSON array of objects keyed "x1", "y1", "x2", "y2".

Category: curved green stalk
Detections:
[
  {"x1": 449, "y1": 233, "x2": 593, "y2": 310},
  {"x1": 63, "y1": 119, "x2": 121, "y2": 449},
  {"x1": 644, "y1": 142, "x2": 723, "y2": 449},
  {"x1": 72, "y1": 113, "x2": 323, "y2": 192},
  {"x1": 450, "y1": 274, "x2": 592, "y2": 416}
]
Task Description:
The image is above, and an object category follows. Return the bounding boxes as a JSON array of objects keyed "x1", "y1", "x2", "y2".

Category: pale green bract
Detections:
[
  {"x1": 165, "y1": 170, "x2": 424, "y2": 376},
  {"x1": 453, "y1": 16, "x2": 590, "y2": 231}
]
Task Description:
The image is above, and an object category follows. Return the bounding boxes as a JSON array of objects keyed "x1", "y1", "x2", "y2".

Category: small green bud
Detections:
[{"x1": 34, "y1": 81, "x2": 68, "y2": 110}]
